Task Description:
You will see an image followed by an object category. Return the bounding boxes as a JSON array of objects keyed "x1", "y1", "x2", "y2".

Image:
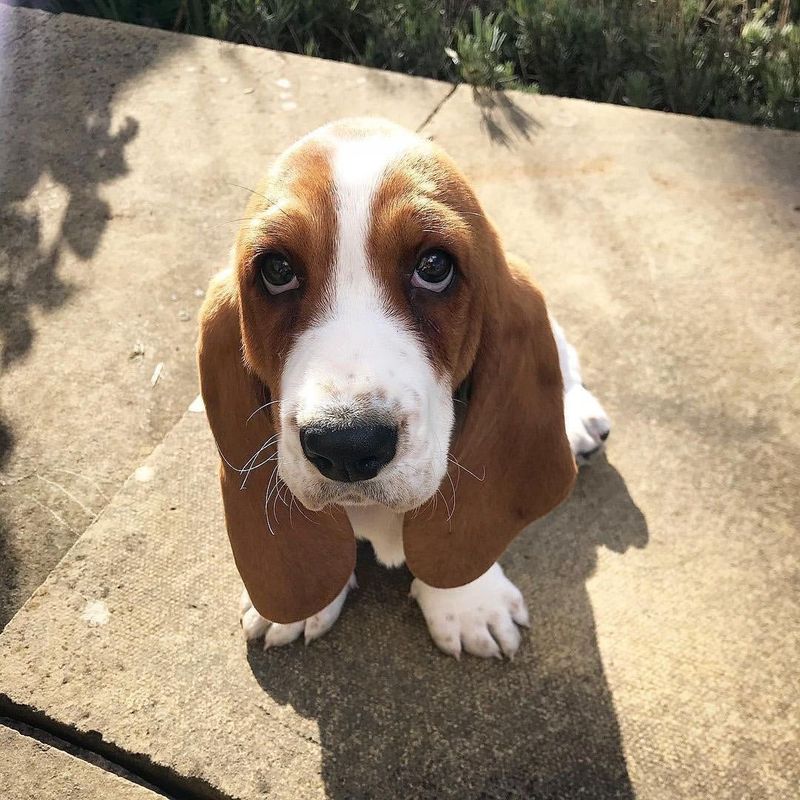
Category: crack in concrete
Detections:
[
  {"x1": 0, "y1": 703, "x2": 231, "y2": 800},
  {"x1": 416, "y1": 83, "x2": 458, "y2": 134}
]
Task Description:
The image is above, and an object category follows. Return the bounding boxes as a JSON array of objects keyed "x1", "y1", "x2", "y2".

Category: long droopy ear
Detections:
[
  {"x1": 403, "y1": 255, "x2": 576, "y2": 588},
  {"x1": 197, "y1": 270, "x2": 355, "y2": 623}
]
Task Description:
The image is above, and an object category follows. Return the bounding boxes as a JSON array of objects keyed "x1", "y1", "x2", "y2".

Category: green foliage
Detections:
[
  {"x1": 509, "y1": 0, "x2": 800, "y2": 128},
  {"x1": 35, "y1": 0, "x2": 800, "y2": 129},
  {"x1": 447, "y1": 7, "x2": 518, "y2": 88}
]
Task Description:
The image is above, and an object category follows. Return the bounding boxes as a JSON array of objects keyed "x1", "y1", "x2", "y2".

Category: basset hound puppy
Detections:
[{"x1": 198, "y1": 118, "x2": 610, "y2": 659}]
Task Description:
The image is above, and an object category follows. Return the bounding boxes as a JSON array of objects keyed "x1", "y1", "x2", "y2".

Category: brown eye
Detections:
[
  {"x1": 256, "y1": 252, "x2": 299, "y2": 295},
  {"x1": 412, "y1": 249, "x2": 455, "y2": 292}
]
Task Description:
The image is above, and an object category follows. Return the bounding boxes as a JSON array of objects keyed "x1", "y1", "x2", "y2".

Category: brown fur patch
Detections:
[
  {"x1": 367, "y1": 146, "x2": 491, "y2": 382},
  {"x1": 235, "y1": 141, "x2": 337, "y2": 416}
]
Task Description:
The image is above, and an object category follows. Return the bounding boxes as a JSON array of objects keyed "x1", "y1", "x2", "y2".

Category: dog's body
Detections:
[{"x1": 199, "y1": 119, "x2": 610, "y2": 659}]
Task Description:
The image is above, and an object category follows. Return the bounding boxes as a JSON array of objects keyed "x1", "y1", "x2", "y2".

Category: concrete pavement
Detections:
[{"x1": 1, "y1": 7, "x2": 798, "y2": 799}]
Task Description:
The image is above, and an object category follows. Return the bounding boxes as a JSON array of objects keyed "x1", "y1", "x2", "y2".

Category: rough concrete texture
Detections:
[
  {"x1": 0, "y1": 7, "x2": 451, "y2": 628},
  {"x1": 1, "y1": 724, "x2": 163, "y2": 800},
  {"x1": 0, "y1": 6, "x2": 798, "y2": 800}
]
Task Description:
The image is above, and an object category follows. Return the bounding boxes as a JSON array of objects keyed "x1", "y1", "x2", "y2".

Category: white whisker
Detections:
[
  {"x1": 448, "y1": 455, "x2": 485, "y2": 482},
  {"x1": 445, "y1": 467, "x2": 457, "y2": 522},
  {"x1": 246, "y1": 400, "x2": 281, "y2": 423},
  {"x1": 216, "y1": 432, "x2": 279, "y2": 479},
  {"x1": 264, "y1": 464, "x2": 280, "y2": 536},
  {"x1": 292, "y1": 495, "x2": 317, "y2": 526},
  {"x1": 437, "y1": 488, "x2": 452, "y2": 521},
  {"x1": 239, "y1": 434, "x2": 280, "y2": 489},
  {"x1": 271, "y1": 475, "x2": 286, "y2": 527}
]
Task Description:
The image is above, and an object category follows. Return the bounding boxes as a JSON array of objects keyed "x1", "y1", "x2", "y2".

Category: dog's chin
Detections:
[{"x1": 288, "y1": 476, "x2": 439, "y2": 515}]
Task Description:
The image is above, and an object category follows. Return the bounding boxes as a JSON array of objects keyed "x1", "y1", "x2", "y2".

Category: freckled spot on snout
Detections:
[{"x1": 319, "y1": 385, "x2": 345, "y2": 403}]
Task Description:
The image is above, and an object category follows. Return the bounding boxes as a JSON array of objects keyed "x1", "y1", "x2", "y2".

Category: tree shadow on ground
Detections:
[
  {"x1": 248, "y1": 456, "x2": 647, "y2": 799},
  {"x1": 472, "y1": 86, "x2": 541, "y2": 147},
  {"x1": 0, "y1": 9, "x2": 180, "y2": 627}
]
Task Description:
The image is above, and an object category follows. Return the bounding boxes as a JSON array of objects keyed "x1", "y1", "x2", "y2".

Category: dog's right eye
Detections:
[
  {"x1": 256, "y1": 252, "x2": 299, "y2": 295},
  {"x1": 412, "y1": 249, "x2": 455, "y2": 293}
]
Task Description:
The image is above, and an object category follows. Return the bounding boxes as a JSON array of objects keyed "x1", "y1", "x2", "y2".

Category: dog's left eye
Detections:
[
  {"x1": 411, "y1": 249, "x2": 455, "y2": 293},
  {"x1": 256, "y1": 252, "x2": 300, "y2": 295}
]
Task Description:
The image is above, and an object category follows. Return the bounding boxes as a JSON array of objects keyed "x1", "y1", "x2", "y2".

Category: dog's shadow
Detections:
[{"x1": 247, "y1": 456, "x2": 647, "y2": 799}]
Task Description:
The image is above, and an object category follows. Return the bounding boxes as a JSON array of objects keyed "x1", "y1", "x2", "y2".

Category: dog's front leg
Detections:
[
  {"x1": 411, "y1": 563, "x2": 529, "y2": 659},
  {"x1": 240, "y1": 574, "x2": 357, "y2": 648},
  {"x1": 549, "y1": 314, "x2": 611, "y2": 462}
]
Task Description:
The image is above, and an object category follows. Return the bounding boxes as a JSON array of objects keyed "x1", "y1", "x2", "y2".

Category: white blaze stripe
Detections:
[{"x1": 328, "y1": 129, "x2": 415, "y2": 315}]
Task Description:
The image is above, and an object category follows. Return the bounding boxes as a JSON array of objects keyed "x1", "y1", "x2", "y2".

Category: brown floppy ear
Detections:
[
  {"x1": 197, "y1": 270, "x2": 355, "y2": 624},
  {"x1": 403, "y1": 255, "x2": 576, "y2": 588}
]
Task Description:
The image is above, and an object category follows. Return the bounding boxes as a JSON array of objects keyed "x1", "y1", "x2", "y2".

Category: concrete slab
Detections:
[
  {"x1": 0, "y1": 9, "x2": 452, "y2": 627},
  {"x1": 1, "y1": 723, "x2": 163, "y2": 800},
  {"x1": 0, "y1": 9, "x2": 798, "y2": 800}
]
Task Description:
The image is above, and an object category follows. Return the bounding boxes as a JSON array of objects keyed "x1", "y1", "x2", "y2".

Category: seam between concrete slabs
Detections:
[
  {"x1": 1, "y1": 696, "x2": 231, "y2": 800},
  {"x1": 1, "y1": 717, "x2": 175, "y2": 799}
]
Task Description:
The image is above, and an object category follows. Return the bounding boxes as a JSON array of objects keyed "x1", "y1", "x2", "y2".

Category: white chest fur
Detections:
[{"x1": 345, "y1": 505, "x2": 406, "y2": 567}]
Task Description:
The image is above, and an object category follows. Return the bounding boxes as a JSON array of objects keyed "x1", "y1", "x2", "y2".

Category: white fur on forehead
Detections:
[{"x1": 328, "y1": 124, "x2": 418, "y2": 304}]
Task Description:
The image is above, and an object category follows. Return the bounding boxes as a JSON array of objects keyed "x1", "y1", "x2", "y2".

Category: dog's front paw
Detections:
[
  {"x1": 410, "y1": 563, "x2": 529, "y2": 660},
  {"x1": 240, "y1": 573, "x2": 356, "y2": 648},
  {"x1": 564, "y1": 384, "x2": 611, "y2": 464}
]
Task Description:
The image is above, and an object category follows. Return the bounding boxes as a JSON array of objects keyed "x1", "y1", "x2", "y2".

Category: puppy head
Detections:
[
  {"x1": 234, "y1": 119, "x2": 492, "y2": 513},
  {"x1": 199, "y1": 118, "x2": 575, "y2": 621}
]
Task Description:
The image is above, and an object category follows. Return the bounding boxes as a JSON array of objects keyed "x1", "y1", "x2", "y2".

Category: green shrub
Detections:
[
  {"x1": 447, "y1": 7, "x2": 518, "y2": 88},
  {"x1": 26, "y1": 0, "x2": 800, "y2": 129},
  {"x1": 210, "y1": 0, "x2": 467, "y2": 77}
]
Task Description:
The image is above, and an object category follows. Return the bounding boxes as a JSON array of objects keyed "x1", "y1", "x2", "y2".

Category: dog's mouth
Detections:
[
  {"x1": 311, "y1": 478, "x2": 399, "y2": 509},
  {"x1": 290, "y1": 468, "x2": 436, "y2": 514},
  {"x1": 332, "y1": 490, "x2": 377, "y2": 507}
]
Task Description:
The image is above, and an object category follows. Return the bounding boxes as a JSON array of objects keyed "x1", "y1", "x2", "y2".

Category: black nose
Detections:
[{"x1": 300, "y1": 422, "x2": 398, "y2": 482}]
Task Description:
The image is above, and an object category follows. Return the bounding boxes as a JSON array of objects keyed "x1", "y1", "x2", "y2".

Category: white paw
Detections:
[
  {"x1": 410, "y1": 563, "x2": 529, "y2": 660},
  {"x1": 564, "y1": 384, "x2": 611, "y2": 464},
  {"x1": 239, "y1": 573, "x2": 357, "y2": 648}
]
